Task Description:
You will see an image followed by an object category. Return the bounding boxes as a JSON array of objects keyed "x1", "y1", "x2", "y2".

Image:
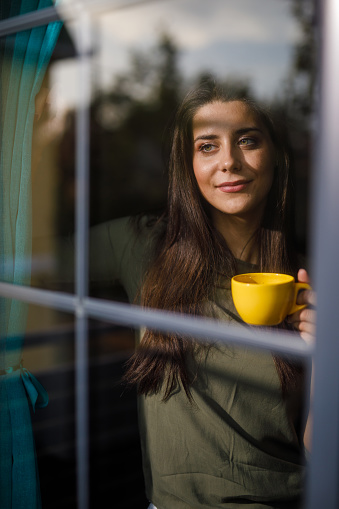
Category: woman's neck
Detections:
[{"x1": 212, "y1": 211, "x2": 261, "y2": 264}]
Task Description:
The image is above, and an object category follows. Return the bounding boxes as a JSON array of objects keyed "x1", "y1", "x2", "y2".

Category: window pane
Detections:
[
  {"x1": 31, "y1": 24, "x2": 77, "y2": 293},
  {"x1": 0, "y1": 16, "x2": 76, "y2": 292},
  {"x1": 31, "y1": 313, "x2": 147, "y2": 508},
  {"x1": 82, "y1": 0, "x2": 316, "y2": 304},
  {"x1": 0, "y1": 298, "x2": 75, "y2": 508},
  {"x1": 93, "y1": 317, "x2": 308, "y2": 508},
  {"x1": 87, "y1": 319, "x2": 146, "y2": 507},
  {"x1": 0, "y1": 1, "x2": 317, "y2": 508},
  {"x1": 26, "y1": 305, "x2": 76, "y2": 507},
  {"x1": 27, "y1": 308, "x2": 144, "y2": 509}
]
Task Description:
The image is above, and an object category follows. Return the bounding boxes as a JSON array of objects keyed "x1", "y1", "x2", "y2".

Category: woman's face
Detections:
[{"x1": 192, "y1": 100, "x2": 275, "y2": 226}]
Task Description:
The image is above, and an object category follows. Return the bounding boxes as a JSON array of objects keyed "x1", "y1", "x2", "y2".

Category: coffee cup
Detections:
[{"x1": 231, "y1": 272, "x2": 311, "y2": 326}]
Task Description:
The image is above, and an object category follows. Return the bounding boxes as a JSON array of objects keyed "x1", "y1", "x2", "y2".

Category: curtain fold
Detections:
[{"x1": 0, "y1": 1, "x2": 62, "y2": 507}]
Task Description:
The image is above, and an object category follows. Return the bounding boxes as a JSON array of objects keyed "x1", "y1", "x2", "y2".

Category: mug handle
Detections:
[{"x1": 288, "y1": 282, "x2": 312, "y2": 315}]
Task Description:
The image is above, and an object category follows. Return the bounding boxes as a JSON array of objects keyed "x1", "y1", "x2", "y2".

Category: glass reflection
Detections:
[
  {"x1": 29, "y1": 314, "x2": 146, "y2": 508},
  {"x1": 0, "y1": 296, "x2": 75, "y2": 508},
  {"x1": 87, "y1": 320, "x2": 146, "y2": 507},
  {"x1": 25, "y1": 305, "x2": 76, "y2": 509},
  {"x1": 30, "y1": 23, "x2": 77, "y2": 292},
  {"x1": 0, "y1": 1, "x2": 316, "y2": 508},
  {"x1": 72, "y1": 0, "x2": 316, "y2": 303},
  {"x1": 6, "y1": 0, "x2": 315, "y2": 300},
  {"x1": 26, "y1": 311, "x2": 142, "y2": 508}
]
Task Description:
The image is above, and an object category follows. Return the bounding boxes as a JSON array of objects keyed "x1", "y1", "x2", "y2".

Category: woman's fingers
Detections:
[
  {"x1": 300, "y1": 331, "x2": 315, "y2": 344},
  {"x1": 296, "y1": 268, "x2": 316, "y2": 305},
  {"x1": 297, "y1": 267, "x2": 310, "y2": 283},
  {"x1": 297, "y1": 289, "x2": 317, "y2": 307},
  {"x1": 287, "y1": 306, "x2": 316, "y2": 325},
  {"x1": 286, "y1": 268, "x2": 316, "y2": 343}
]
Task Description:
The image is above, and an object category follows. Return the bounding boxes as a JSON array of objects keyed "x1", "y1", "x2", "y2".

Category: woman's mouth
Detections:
[{"x1": 216, "y1": 180, "x2": 252, "y2": 193}]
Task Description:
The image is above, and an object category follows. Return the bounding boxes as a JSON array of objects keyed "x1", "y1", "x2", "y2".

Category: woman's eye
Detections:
[
  {"x1": 238, "y1": 137, "x2": 255, "y2": 147},
  {"x1": 199, "y1": 143, "x2": 215, "y2": 152}
]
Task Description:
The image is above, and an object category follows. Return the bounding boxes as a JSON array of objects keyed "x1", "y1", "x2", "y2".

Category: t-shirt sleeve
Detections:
[
  {"x1": 91, "y1": 216, "x2": 150, "y2": 294},
  {"x1": 58, "y1": 215, "x2": 153, "y2": 302},
  {"x1": 87, "y1": 216, "x2": 133, "y2": 284}
]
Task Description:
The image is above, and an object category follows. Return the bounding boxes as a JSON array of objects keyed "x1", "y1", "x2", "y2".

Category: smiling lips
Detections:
[{"x1": 216, "y1": 180, "x2": 252, "y2": 193}]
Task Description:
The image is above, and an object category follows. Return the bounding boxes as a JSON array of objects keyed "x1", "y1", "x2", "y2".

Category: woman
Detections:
[{"x1": 82, "y1": 80, "x2": 315, "y2": 508}]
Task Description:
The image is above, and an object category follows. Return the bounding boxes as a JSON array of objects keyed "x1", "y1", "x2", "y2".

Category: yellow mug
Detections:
[{"x1": 231, "y1": 273, "x2": 311, "y2": 326}]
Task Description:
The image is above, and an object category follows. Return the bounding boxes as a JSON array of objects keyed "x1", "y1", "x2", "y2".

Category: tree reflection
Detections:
[{"x1": 57, "y1": 33, "x2": 255, "y2": 236}]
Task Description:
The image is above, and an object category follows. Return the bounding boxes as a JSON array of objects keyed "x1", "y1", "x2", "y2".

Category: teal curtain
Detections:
[{"x1": 0, "y1": 2, "x2": 62, "y2": 507}]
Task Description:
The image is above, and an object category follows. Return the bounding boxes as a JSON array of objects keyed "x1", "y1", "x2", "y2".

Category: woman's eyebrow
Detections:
[
  {"x1": 236, "y1": 127, "x2": 263, "y2": 135},
  {"x1": 193, "y1": 134, "x2": 219, "y2": 143}
]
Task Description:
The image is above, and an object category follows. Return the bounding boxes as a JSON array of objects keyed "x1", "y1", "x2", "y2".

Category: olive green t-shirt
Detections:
[{"x1": 79, "y1": 216, "x2": 306, "y2": 508}]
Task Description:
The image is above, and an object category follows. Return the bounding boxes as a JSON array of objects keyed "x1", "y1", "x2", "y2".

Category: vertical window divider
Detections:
[
  {"x1": 75, "y1": 9, "x2": 92, "y2": 509},
  {"x1": 306, "y1": 0, "x2": 339, "y2": 507}
]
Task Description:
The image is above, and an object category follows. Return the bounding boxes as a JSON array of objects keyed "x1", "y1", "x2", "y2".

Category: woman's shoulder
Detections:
[
  {"x1": 103, "y1": 212, "x2": 166, "y2": 246},
  {"x1": 92, "y1": 213, "x2": 166, "y2": 273}
]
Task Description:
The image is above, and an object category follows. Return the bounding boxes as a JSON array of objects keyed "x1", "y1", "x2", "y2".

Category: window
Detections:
[{"x1": 1, "y1": 1, "x2": 338, "y2": 508}]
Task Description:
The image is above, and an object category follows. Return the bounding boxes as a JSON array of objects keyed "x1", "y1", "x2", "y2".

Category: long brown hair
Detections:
[{"x1": 125, "y1": 80, "x2": 301, "y2": 400}]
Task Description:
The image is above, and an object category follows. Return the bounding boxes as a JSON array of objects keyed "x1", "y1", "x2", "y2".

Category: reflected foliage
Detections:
[
  {"x1": 58, "y1": 34, "x2": 181, "y2": 234},
  {"x1": 275, "y1": 0, "x2": 317, "y2": 253},
  {"x1": 56, "y1": 33, "x2": 254, "y2": 236},
  {"x1": 287, "y1": 0, "x2": 317, "y2": 119}
]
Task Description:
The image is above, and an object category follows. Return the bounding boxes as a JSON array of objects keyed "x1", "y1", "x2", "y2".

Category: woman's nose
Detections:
[{"x1": 220, "y1": 145, "x2": 241, "y2": 172}]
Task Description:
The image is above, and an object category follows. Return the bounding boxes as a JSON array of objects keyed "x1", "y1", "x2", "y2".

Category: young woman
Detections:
[{"x1": 83, "y1": 80, "x2": 315, "y2": 508}]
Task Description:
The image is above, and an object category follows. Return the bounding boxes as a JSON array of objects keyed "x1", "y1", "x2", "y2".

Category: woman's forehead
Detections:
[{"x1": 192, "y1": 100, "x2": 263, "y2": 133}]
